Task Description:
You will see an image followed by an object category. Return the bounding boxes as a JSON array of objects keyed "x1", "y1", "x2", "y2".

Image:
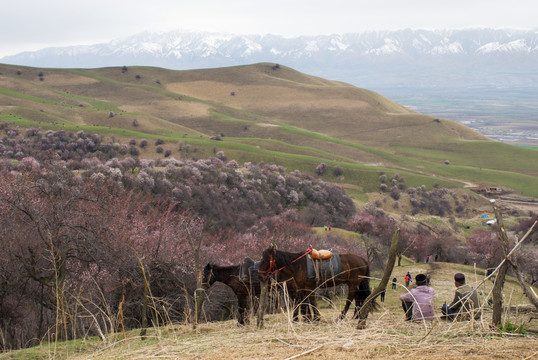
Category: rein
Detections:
[{"x1": 258, "y1": 248, "x2": 313, "y2": 276}]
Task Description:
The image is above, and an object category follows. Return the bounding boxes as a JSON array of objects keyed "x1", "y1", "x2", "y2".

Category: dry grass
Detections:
[
  {"x1": 9, "y1": 261, "x2": 533, "y2": 360},
  {"x1": 63, "y1": 308, "x2": 536, "y2": 360}
]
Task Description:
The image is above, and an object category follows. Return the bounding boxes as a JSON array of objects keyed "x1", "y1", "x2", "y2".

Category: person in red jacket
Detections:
[{"x1": 404, "y1": 272, "x2": 411, "y2": 287}]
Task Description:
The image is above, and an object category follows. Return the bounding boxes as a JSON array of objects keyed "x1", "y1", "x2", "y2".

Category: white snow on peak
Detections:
[
  {"x1": 476, "y1": 39, "x2": 530, "y2": 54},
  {"x1": 139, "y1": 42, "x2": 163, "y2": 54},
  {"x1": 365, "y1": 38, "x2": 402, "y2": 55},
  {"x1": 430, "y1": 41, "x2": 464, "y2": 55},
  {"x1": 305, "y1": 41, "x2": 320, "y2": 52},
  {"x1": 240, "y1": 38, "x2": 262, "y2": 56},
  {"x1": 328, "y1": 38, "x2": 349, "y2": 51}
]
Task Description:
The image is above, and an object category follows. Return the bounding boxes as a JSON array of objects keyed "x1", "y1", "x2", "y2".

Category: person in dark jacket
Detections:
[{"x1": 441, "y1": 273, "x2": 481, "y2": 320}]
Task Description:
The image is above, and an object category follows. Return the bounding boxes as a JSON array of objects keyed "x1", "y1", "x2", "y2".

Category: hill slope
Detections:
[{"x1": 1, "y1": 62, "x2": 537, "y2": 198}]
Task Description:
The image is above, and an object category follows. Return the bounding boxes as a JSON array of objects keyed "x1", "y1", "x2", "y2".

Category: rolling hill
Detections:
[{"x1": 1, "y1": 62, "x2": 537, "y2": 201}]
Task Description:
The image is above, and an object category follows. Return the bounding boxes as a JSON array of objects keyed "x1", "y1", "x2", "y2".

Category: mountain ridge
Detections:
[{"x1": 3, "y1": 28, "x2": 538, "y2": 88}]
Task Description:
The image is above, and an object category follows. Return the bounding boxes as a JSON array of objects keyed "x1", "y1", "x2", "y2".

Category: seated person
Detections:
[
  {"x1": 441, "y1": 273, "x2": 481, "y2": 320},
  {"x1": 399, "y1": 273, "x2": 435, "y2": 321}
]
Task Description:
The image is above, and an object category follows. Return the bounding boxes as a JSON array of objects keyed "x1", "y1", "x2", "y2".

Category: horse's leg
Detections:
[
  {"x1": 300, "y1": 298, "x2": 310, "y2": 322},
  {"x1": 352, "y1": 293, "x2": 362, "y2": 319},
  {"x1": 308, "y1": 294, "x2": 320, "y2": 321},
  {"x1": 294, "y1": 290, "x2": 309, "y2": 322},
  {"x1": 237, "y1": 294, "x2": 248, "y2": 326},
  {"x1": 339, "y1": 284, "x2": 357, "y2": 320}
]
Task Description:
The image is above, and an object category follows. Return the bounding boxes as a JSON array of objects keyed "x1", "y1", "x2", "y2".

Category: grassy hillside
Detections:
[
  {"x1": 4, "y1": 261, "x2": 536, "y2": 360},
  {"x1": 1, "y1": 62, "x2": 537, "y2": 199}
]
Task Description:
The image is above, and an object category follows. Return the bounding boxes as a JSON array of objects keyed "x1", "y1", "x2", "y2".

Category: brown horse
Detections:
[
  {"x1": 202, "y1": 261, "x2": 261, "y2": 325},
  {"x1": 258, "y1": 246, "x2": 375, "y2": 320},
  {"x1": 203, "y1": 260, "x2": 312, "y2": 324}
]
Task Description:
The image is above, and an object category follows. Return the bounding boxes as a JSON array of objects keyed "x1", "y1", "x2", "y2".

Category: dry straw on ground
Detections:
[
  {"x1": 5, "y1": 261, "x2": 536, "y2": 360},
  {"x1": 67, "y1": 309, "x2": 536, "y2": 360}
]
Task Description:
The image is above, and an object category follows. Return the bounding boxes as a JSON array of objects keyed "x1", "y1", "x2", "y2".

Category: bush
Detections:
[
  {"x1": 333, "y1": 165, "x2": 344, "y2": 177},
  {"x1": 315, "y1": 163, "x2": 327, "y2": 175},
  {"x1": 390, "y1": 187, "x2": 400, "y2": 200},
  {"x1": 216, "y1": 151, "x2": 226, "y2": 161},
  {"x1": 129, "y1": 146, "x2": 140, "y2": 156}
]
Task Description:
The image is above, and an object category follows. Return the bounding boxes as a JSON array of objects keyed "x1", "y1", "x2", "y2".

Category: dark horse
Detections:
[
  {"x1": 258, "y1": 246, "x2": 374, "y2": 320},
  {"x1": 202, "y1": 260, "x2": 261, "y2": 325}
]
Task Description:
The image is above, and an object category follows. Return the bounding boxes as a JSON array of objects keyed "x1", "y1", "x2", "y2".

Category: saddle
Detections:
[
  {"x1": 311, "y1": 248, "x2": 333, "y2": 260},
  {"x1": 306, "y1": 250, "x2": 342, "y2": 284},
  {"x1": 239, "y1": 257, "x2": 260, "y2": 283}
]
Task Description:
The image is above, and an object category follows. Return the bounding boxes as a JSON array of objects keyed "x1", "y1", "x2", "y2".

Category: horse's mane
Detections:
[
  {"x1": 273, "y1": 249, "x2": 307, "y2": 268},
  {"x1": 209, "y1": 263, "x2": 240, "y2": 271}
]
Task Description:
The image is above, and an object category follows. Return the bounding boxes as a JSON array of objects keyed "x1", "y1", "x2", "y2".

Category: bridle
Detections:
[{"x1": 258, "y1": 248, "x2": 313, "y2": 276}]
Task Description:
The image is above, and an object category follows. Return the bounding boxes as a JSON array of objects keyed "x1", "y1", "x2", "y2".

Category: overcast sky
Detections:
[{"x1": 0, "y1": 0, "x2": 536, "y2": 58}]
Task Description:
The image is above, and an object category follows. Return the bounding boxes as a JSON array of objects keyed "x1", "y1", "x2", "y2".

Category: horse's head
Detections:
[
  {"x1": 202, "y1": 263, "x2": 215, "y2": 289},
  {"x1": 257, "y1": 246, "x2": 277, "y2": 281}
]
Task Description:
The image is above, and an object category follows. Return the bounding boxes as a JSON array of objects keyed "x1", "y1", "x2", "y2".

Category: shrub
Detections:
[
  {"x1": 333, "y1": 165, "x2": 344, "y2": 177},
  {"x1": 129, "y1": 146, "x2": 140, "y2": 156},
  {"x1": 139, "y1": 139, "x2": 148, "y2": 148},
  {"x1": 216, "y1": 151, "x2": 226, "y2": 161},
  {"x1": 155, "y1": 138, "x2": 164, "y2": 146},
  {"x1": 390, "y1": 187, "x2": 400, "y2": 200},
  {"x1": 164, "y1": 150, "x2": 172, "y2": 157},
  {"x1": 132, "y1": 119, "x2": 139, "y2": 127},
  {"x1": 156, "y1": 146, "x2": 164, "y2": 154},
  {"x1": 315, "y1": 163, "x2": 327, "y2": 175}
]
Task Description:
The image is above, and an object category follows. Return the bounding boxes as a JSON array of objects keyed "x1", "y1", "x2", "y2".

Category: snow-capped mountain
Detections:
[{"x1": 2, "y1": 28, "x2": 538, "y2": 89}]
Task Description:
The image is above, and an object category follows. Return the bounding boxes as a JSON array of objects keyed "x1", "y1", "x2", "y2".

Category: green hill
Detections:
[{"x1": 1, "y1": 62, "x2": 537, "y2": 200}]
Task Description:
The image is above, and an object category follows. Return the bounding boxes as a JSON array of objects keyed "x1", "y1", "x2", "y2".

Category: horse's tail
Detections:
[
  {"x1": 356, "y1": 276, "x2": 371, "y2": 306},
  {"x1": 356, "y1": 266, "x2": 379, "y2": 314}
]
